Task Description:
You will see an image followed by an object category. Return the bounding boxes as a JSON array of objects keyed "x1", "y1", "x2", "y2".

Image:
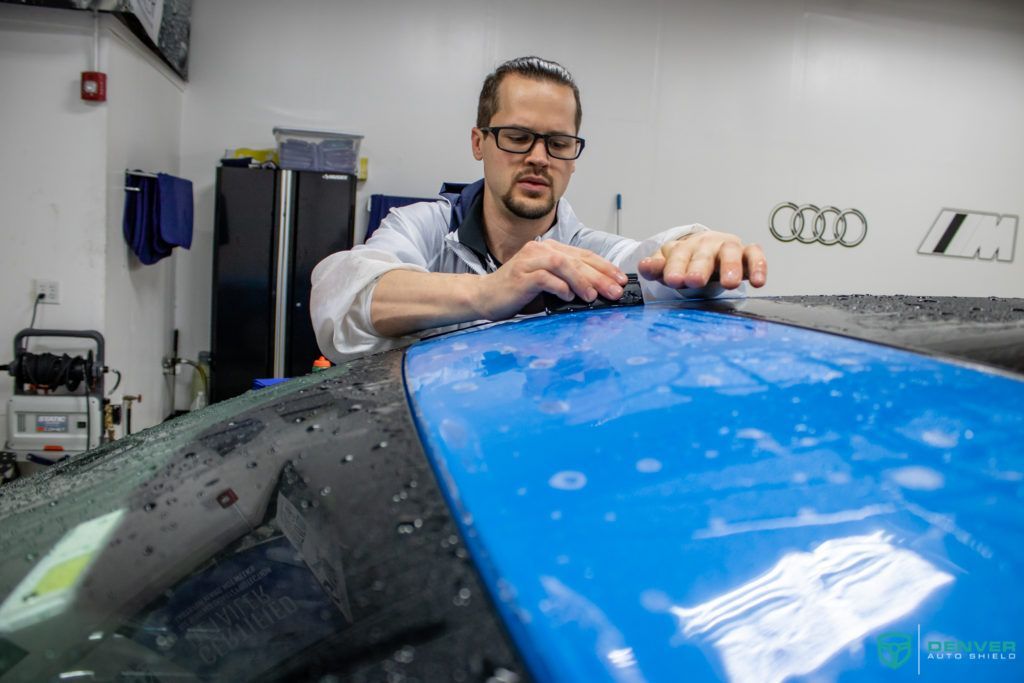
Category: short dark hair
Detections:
[{"x1": 476, "y1": 56, "x2": 582, "y2": 133}]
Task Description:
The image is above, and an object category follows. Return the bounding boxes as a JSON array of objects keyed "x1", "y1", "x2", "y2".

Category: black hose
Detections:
[
  {"x1": 86, "y1": 393, "x2": 92, "y2": 452},
  {"x1": 16, "y1": 352, "x2": 91, "y2": 392},
  {"x1": 107, "y1": 369, "x2": 122, "y2": 395},
  {"x1": 23, "y1": 294, "x2": 44, "y2": 351}
]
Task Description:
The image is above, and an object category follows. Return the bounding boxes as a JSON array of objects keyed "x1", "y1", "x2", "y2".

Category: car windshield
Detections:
[{"x1": 0, "y1": 352, "x2": 523, "y2": 682}]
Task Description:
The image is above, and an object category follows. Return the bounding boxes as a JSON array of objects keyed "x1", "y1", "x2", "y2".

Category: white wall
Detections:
[
  {"x1": 3, "y1": 0, "x2": 1023, "y2": 445},
  {"x1": 0, "y1": 7, "x2": 107, "y2": 338},
  {"x1": 645, "y1": 0, "x2": 1024, "y2": 296},
  {"x1": 0, "y1": 3, "x2": 184, "y2": 446},
  {"x1": 175, "y1": 0, "x2": 1024, "y2": 375},
  {"x1": 103, "y1": 19, "x2": 185, "y2": 432}
]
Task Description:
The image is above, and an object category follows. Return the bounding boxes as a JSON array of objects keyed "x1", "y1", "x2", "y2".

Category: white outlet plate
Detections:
[{"x1": 34, "y1": 279, "x2": 60, "y2": 304}]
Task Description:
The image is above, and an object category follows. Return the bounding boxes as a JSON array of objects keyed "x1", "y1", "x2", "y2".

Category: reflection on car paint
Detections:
[
  {"x1": 537, "y1": 575, "x2": 643, "y2": 683},
  {"x1": 405, "y1": 303, "x2": 1024, "y2": 683},
  {"x1": 669, "y1": 531, "x2": 953, "y2": 683}
]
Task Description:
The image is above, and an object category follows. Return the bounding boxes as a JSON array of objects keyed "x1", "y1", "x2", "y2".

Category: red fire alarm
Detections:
[{"x1": 81, "y1": 71, "x2": 107, "y2": 102}]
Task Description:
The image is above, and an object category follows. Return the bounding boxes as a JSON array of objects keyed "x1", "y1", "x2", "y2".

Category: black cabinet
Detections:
[{"x1": 210, "y1": 167, "x2": 355, "y2": 402}]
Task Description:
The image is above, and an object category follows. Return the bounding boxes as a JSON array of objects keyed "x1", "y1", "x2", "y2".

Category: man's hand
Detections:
[
  {"x1": 371, "y1": 241, "x2": 627, "y2": 337},
  {"x1": 638, "y1": 230, "x2": 767, "y2": 290},
  {"x1": 473, "y1": 240, "x2": 628, "y2": 320}
]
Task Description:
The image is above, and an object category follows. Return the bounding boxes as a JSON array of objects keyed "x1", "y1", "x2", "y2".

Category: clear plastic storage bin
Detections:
[{"x1": 273, "y1": 127, "x2": 363, "y2": 173}]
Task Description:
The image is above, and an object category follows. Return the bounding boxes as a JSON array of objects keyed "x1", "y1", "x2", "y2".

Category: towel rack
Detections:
[{"x1": 123, "y1": 169, "x2": 158, "y2": 192}]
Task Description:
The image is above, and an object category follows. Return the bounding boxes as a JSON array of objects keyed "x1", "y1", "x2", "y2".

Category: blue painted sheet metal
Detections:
[{"x1": 403, "y1": 304, "x2": 1024, "y2": 683}]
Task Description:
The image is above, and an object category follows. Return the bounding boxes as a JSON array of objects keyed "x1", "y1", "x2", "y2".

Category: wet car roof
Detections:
[
  {"x1": 405, "y1": 301, "x2": 1024, "y2": 683},
  {"x1": 0, "y1": 296, "x2": 1022, "y2": 682},
  {"x1": 704, "y1": 294, "x2": 1024, "y2": 374}
]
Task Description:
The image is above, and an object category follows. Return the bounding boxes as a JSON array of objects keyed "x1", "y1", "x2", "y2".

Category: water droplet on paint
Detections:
[
  {"x1": 636, "y1": 458, "x2": 662, "y2": 473},
  {"x1": 538, "y1": 400, "x2": 570, "y2": 415},
  {"x1": 889, "y1": 466, "x2": 945, "y2": 491},
  {"x1": 921, "y1": 429, "x2": 958, "y2": 449},
  {"x1": 549, "y1": 471, "x2": 587, "y2": 490}
]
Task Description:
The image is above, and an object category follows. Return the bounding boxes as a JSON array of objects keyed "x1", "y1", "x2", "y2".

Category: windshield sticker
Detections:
[
  {"x1": 129, "y1": 534, "x2": 348, "y2": 679},
  {"x1": 0, "y1": 509, "x2": 125, "y2": 633}
]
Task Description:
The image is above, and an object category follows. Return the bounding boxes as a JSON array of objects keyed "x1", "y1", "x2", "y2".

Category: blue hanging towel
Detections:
[
  {"x1": 157, "y1": 173, "x2": 193, "y2": 249},
  {"x1": 122, "y1": 173, "x2": 148, "y2": 259},
  {"x1": 367, "y1": 193, "x2": 436, "y2": 241},
  {"x1": 122, "y1": 171, "x2": 193, "y2": 265}
]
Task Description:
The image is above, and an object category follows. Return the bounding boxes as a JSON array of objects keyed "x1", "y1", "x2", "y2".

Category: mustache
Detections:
[{"x1": 514, "y1": 170, "x2": 552, "y2": 185}]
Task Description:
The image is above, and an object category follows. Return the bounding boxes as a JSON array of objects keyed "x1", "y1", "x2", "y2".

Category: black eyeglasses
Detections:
[{"x1": 481, "y1": 126, "x2": 586, "y2": 160}]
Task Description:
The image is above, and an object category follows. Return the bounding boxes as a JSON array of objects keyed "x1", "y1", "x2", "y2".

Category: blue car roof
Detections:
[{"x1": 404, "y1": 303, "x2": 1024, "y2": 683}]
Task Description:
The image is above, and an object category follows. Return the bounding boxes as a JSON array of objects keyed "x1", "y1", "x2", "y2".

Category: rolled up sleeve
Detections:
[{"x1": 310, "y1": 202, "x2": 447, "y2": 363}]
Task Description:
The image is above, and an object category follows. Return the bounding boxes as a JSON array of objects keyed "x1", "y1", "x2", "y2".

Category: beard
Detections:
[{"x1": 501, "y1": 177, "x2": 556, "y2": 219}]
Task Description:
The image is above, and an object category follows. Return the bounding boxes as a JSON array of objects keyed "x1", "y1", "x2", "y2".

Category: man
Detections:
[{"x1": 311, "y1": 56, "x2": 767, "y2": 362}]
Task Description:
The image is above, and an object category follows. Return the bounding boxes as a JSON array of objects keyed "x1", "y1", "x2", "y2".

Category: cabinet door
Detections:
[
  {"x1": 211, "y1": 167, "x2": 277, "y2": 402},
  {"x1": 287, "y1": 172, "x2": 355, "y2": 377}
]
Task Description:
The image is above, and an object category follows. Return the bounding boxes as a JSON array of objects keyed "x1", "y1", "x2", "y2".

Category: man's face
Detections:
[{"x1": 472, "y1": 74, "x2": 578, "y2": 222}]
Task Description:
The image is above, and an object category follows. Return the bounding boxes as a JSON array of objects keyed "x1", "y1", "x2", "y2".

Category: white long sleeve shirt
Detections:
[{"x1": 311, "y1": 181, "x2": 716, "y2": 363}]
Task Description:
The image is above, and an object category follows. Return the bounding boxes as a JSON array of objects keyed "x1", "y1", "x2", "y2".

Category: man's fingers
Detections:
[
  {"x1": 637, "y1": 231, "x2": 768, "y2": 292},
  {"x1": 550, "y1": 257, "x2": 614, "y2": 302},
  {"x1": 578, "y1": 261, "x2": 624, "y2": 300},
  {"x1": 580, "y1": 251, "x2": 629, "y2": 286},
  {"x1": 532, "y1": 270, "x2": 574, "y2": 301},
  {"x1": 644, "y1": 234, "x2": 750, "y2": 289},
  {"x1": 520, "y1": 249, "x2": 597, "y2": 302},
  {"x1": 658, "y1": 242, "x2": 694, "y2": 288},
  {"x1": 715, "y1": 240, "x2": 746, "y2": 289},
  {"x1": 522, "y1": 242, "x2": 624, "y2": 301},
  {"x1": 744, "y1": 244, "x2": 767, "y2": 287},
  {"x1": 548, "y1": 241, "x2": 628, "y2": 285},
  {"x1": 638, "y1": 253, "x2": 666, "y2": 281},
  {"x1": 663, "y1": 241, "x2": 716, "y2": 289}
]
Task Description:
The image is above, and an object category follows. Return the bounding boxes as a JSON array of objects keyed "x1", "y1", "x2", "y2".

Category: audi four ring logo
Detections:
[{"x1": 769, "y1": 203, "x2": 868, "y2": 247}]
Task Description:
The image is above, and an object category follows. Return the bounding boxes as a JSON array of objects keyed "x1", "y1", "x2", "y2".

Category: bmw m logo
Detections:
[{"x1": 918, "y1": 209, "x2": 1018, "y2": 262}]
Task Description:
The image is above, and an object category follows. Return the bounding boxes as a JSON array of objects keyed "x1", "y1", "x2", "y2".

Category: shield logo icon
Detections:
[{"x1": 877, "y1": 632, "x2": 913, "y2": 670}]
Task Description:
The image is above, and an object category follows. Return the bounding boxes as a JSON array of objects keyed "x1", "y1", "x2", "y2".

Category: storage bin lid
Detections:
[{"x1": 273, "y1": 127, "x2": 364, "y2": 140}]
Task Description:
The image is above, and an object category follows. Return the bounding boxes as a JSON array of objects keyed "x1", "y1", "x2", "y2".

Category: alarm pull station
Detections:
[{"x1": 81, "y1": 71, "x2": 107, "y2": 102}]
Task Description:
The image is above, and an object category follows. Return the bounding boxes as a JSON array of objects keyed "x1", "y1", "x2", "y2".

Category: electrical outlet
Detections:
[{"x1": 34, "y1": 279, "x2": 60, "y2": 304}]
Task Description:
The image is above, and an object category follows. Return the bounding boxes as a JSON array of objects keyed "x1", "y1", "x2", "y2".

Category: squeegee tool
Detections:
[{"x1": 544, "y1": 274, "x2": 645, "y2": 315}]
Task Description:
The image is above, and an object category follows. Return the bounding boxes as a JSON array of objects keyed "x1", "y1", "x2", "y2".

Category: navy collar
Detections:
[
  {"x1": 439, "y1": 179, "x2": 483, "y2": 233},
  {"x1": 439, "y1": 179, "x2": 499, "y2": 268},
  {"x1": 459, "y1": 193, "x2": 497, "y2": 268}
]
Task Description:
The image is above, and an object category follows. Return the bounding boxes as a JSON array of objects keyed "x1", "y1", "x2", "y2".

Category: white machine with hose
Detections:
[{"x1": 2, "y1": 329, "x2": 109, "y2": 465}]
